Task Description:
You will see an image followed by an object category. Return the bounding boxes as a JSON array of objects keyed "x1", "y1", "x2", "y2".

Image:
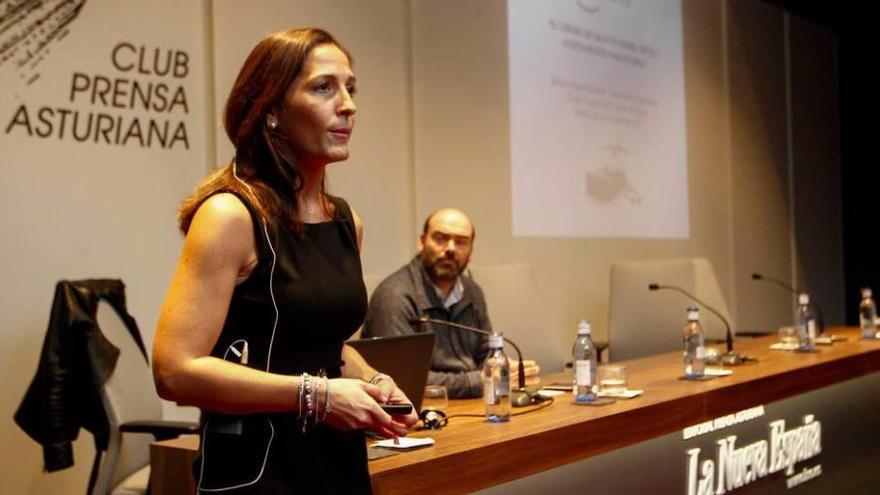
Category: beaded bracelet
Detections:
[
  {"x1": 302, "y1": 373, "x2": 314, "y2": 433},
  {"x1": 298, "y1": 372, "x2": 332, "y2": 430},
  {"x1": 310, "y1": 376, "x2": 318, "y2": 419}
]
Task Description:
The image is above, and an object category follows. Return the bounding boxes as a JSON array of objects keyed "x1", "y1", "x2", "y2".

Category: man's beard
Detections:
[{"x1": 423, "y1": 254, "x2": 465, "y2": 282}]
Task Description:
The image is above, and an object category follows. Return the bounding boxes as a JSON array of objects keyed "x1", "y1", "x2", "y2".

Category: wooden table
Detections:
[{"x1": 151, "y1": 327, "x2": 880, "y2": 494}]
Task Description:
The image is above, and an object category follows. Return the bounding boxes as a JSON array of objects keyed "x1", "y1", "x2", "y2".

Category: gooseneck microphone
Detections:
[
  {"x1": 409, "y1": 316, "x2": 534, "y2": 407},
  {"x1": 751, "y1": 273, "x2": 825, "y2": 334},
  {"x1": 648, "y1": 283, "x2": 752, "y2": 365}
]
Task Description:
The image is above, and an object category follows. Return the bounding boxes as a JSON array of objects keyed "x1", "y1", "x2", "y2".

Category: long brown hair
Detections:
[{"x1": 178, "y1": 28, "x2": 352, "y2": 234}]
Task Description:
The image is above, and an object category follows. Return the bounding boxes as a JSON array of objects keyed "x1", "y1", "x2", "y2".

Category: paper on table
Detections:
[
  {"x1": 769, "y1": 342, "x2": 800, "y2": 351},
  {"x1": 537, "y1": 389, "x2": 566, "y2": 398},
  {"x1": 597, "y1": 389, "x2": 643, "y2": 399},
  {"x1": 372, "y1": 437, "x2": 435, "y2": 449},
  {"x1": 704, "y1": 367, "x2": 733, "y2": 376}
]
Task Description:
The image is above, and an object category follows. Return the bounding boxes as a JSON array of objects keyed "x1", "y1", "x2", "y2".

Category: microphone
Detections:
[
  {"x1": 751, "y1": 273, "x2": 825, "y2": 334},
  {"x1": 648, "y1": 283, "x2": 752, "y2": 365},
  {"x1": 409, "y1": 316, "x2": 535, "y2": 407},
  {"x1": 750, "y1": 272, "x2": 796, "y2": 292}
]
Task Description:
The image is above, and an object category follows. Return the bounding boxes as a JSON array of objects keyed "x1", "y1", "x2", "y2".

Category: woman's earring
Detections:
[{"x1": 268, "y1": 118, "x2": 278, "y2": 130}]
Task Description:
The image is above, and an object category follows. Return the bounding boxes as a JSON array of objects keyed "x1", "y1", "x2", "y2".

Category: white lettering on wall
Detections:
[
  {"x1": 682, "y1": 405, "x2": 765, "y2": 440},
  {"x1": 685, "y1": 413, "x2": 822, "y2": 494}
]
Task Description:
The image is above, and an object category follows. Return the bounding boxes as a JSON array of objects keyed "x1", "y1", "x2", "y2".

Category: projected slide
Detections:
[{"x1": 509, "y1": 0, "x2": 688, "y2": 238}]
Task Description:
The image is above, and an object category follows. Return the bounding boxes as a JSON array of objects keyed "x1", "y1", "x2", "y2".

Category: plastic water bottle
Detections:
[
  {"x1": 572, "y1": 319, "x2": 597, "y2": 403},
  {"x1": 859, "y1": 288, "x2": 877, "y2": 340},
  {"x1": 683, "y1": 307, "x2": 706, "y2": 378},
  {"x1": 795, "y1": 293, "x2": 816, "y2": 350},
  {"x1": 482, "y1": 333, "x2": 510, "y2": 422}
]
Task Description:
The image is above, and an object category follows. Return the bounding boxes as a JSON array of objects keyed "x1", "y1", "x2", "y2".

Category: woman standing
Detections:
[{"x1": 152, "y1": 28, "x2": 416, "y2": 493}]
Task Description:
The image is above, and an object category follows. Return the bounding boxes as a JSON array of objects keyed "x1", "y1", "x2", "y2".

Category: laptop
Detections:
[{"x1": 348, "y1": 333, "x2": 436, "y2": 412}]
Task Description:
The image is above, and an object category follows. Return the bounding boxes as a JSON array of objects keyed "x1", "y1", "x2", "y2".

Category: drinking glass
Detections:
[
  {"x1": 598, "y1": 365, "x2": 628, "y2": 394},
  {"x1": 778, "y1": 326, "x2": 798, "y2": 346},
  {"x1": 422, "y1": 385, "x2": 448, "y2": 414}
]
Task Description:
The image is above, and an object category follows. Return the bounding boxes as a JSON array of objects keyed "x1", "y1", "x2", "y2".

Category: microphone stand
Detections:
[
  {"x1": 410, "y1": 316, "x2": 535, "y2": 407},
  {"x1": 648, "y1": 283, "x2": 753, "y2": 365},
  {"x1": 751, "y1": 273, "x2": 825, "y2": 335}
]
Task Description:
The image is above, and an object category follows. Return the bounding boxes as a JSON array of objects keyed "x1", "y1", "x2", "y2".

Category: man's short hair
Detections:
[{"x1": 422, "y1": 209, "x2": 476, "y2": 239}]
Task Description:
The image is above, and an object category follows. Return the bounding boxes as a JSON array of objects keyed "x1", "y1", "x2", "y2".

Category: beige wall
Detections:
[
  {"x1": 408, "y1": 0, "x2": 842, "y2": 352},
  {"x1": 208, "y1": 0, "x2": 841, "y2": 356},
  {"x1": 0, "y1": 0, "x2": 212, "y2": 492},
  {"x1": 0, "y1": 0, "x2": 842, "y2": 493},
  {"x1": 727, "y1": 0, "x2": 795, "y2": 332},
  {"x1": 411, "y1": 0, "x2": 734, "y2": 352}
]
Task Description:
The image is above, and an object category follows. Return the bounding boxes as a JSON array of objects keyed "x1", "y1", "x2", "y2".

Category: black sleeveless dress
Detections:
[{"x1": 194, "y1": 194, "x2": 371, "y2": 494}]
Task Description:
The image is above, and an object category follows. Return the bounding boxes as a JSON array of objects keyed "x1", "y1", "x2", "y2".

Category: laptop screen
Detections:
[{"x1": 347, "y1": 333, "x2": 436, "y2": 411}]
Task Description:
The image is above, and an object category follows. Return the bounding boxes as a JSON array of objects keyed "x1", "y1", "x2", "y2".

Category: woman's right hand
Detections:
[{"x1": 322, "y1": 378, "x2": 409, "y2": 438}]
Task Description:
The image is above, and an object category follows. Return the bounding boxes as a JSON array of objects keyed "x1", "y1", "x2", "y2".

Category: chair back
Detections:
[
  {"x1": 468, "y1": 263, "x2": 566, "y2": 373},
  {"x1": 349, "y1": 273, "x2": 387, "y2": 340},
  {"x1": 608, "y1": 258, "x2": 733, "y2": 361},
  {"x1": 92, "y1": 300, "x2": 160, "y2": 494}
]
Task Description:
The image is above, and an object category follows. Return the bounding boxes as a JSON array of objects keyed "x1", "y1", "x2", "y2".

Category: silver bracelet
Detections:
[
  {"x1": 315, "y1": 376, "x2": 330, "y2": 423},
  {"x1": 319, "y1": 376, "x2": 331, "y2": 422},
  {"x1": 324, "y1": 389, "x2": 333, "y2": 419}
]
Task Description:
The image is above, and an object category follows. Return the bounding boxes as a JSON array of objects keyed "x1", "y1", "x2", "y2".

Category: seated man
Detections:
[{"x1": 363, "y1": 208, "x2": 537, "y2": 399}]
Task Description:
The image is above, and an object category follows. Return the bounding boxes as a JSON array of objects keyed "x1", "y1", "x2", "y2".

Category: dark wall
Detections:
[
  {"x1": 789, "y1": 15, "x2": 845, "y2": 325},
  {"x1": 838, "y1": 16, "x2": 878, "y2": 324},
  {"x1": 767, "y1": 1, "x2": 876, "y2": 325}
]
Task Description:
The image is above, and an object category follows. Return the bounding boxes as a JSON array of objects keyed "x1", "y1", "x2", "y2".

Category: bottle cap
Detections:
[
  {"x1": 862, "y1": 287, "x2": 873, "y2": 299},
  {"x1": 577, "y1": 319, "x2": 591, "y2": 335},
  {"x1": 687, "y1": 307, "x2": 699, "y2": 321},
  {"x1": 489, "y1": 333, "x2": 504, "y2": 349},
  {"x1": 798, "y1": 293, "x2": 810, "y2": 305}
]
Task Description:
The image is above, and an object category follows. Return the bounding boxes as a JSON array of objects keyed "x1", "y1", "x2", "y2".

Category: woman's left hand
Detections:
[{"x1": 375, "y1": 376, "x2": 419, "y2": 427}]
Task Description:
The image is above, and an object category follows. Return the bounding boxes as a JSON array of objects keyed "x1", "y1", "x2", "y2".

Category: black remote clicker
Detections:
[{"x1": 380, "y1": 403, "x2": 413, "y2": 415}]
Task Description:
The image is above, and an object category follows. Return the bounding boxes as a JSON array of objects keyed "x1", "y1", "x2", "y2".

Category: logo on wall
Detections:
[
  {"x1": 0, "y1": 0, "x2": 86, "y2": 84},
  {"x1": 585, "y1": 143, "x2": 642, "y2": 205},
  {"x1": 684, "y1": 407, "x2": 823, "y2": 494},
  {"x1": 2, "y1": 0, "x2": 192, "y2": 150}
]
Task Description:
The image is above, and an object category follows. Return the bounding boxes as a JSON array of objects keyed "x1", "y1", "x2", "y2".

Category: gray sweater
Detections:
[{"x1": 362, "y1": 256, "x2": 491, "y2": 398}]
